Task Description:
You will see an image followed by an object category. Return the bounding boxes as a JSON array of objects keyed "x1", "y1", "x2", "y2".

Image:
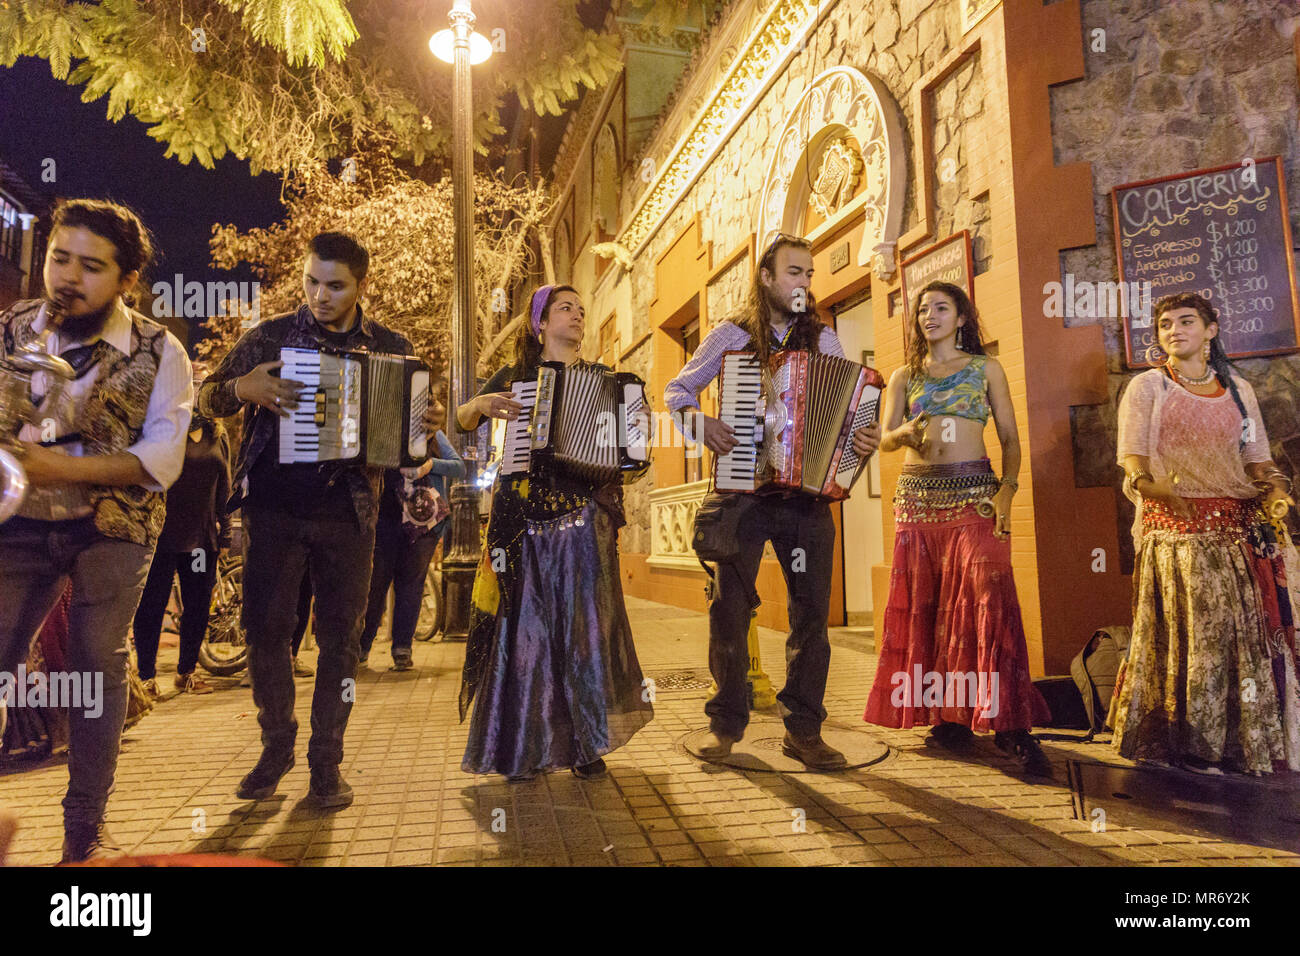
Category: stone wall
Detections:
[
  {"x1": 1052, "y1": 0, "x2": 1300, "y2": 570},
  {"x1": 931, "y1": 50, "x2": 994, "y2": 277}
]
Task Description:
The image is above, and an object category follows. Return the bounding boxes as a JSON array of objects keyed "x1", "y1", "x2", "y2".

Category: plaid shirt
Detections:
[
  {"x1": 663, "y1": 319, "x2": 845, "y2": 434},
  {"x1": 196, "y1": 304, "x2": 413, "y2": 528}
]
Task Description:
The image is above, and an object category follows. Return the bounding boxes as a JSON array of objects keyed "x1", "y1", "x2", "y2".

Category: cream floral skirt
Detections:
[{"x1": 1109, "y1": 528, "x2": 1300, "y2": 773}]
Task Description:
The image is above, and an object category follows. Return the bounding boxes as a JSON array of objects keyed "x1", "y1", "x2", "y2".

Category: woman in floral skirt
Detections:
[{"x1": 1111, "y1": 292, "x2": 1298, "y2": 774}]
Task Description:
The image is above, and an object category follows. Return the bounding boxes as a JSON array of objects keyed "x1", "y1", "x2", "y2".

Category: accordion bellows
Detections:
[{"x1": 498, "y1": 361, "x2": 651, "y2": 486}]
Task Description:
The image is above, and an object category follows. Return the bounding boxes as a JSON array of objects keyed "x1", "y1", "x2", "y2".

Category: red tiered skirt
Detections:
[{"x1": 864, "y1": 460, "x2": 1049, "y2": 733}]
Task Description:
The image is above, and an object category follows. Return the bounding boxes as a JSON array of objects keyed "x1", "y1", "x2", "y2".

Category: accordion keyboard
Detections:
[
  {"x1": 500, "y1": 379, "x2": 538, "y2": 476},
  {"x1": 716, "y1": 352, "x2": 762, "y2": 491},
  {"x1": 279, "y1": 348, "x2": 362, "y2": 463}
]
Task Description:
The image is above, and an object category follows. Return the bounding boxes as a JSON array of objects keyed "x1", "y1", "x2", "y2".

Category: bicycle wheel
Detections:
[{"x1": 198, "y1": 553, "x2": 249, "y2": 676}]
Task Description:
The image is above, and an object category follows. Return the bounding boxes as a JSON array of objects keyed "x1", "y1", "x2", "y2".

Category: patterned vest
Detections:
[{"x1": 1, "y1": 299, "x2": 169, "y2": 548}]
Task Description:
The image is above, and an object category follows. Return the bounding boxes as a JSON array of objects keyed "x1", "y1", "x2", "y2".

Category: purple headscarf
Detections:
[{"x1": 529, "y1": 285, "x2": 555, "y2": 338}]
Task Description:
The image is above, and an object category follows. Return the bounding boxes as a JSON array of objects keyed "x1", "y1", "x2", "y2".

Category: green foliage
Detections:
[
  {"x1": 213, "y1": 0, "x2": 358, "y2": 66},
  {"x1": 0, "y1": 0, "x2": 703, "y2": 174}
]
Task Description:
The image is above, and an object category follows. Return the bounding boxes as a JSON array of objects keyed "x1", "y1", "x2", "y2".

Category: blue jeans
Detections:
[
  {"x1": 359, "y1": 517, "x2": 443, "y2": 658},
  {"x1": 0, "y1": 516, "x2": 153, "y2": 828}
]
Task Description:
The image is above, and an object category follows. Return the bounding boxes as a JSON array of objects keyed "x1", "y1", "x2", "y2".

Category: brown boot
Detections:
[
  {"x1": 696, "y1": 730, "x2": 738, "y2": 760},
  {"x1": 782, "y1": 731, "x2": 847, "y2": 770}
]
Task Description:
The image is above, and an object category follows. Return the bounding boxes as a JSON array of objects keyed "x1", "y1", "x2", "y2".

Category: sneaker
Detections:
[
  {"x1": 572, "y1": 758, "x2": 606, "y2": 779},
  {"x1": 236, "y1": 751, "x2": 296, "y2": 800},
  {"x1": 994, "y1": 730, "x2": 1053, "y2": 778},
  {"x1": 174, "y1": 672, "x2": 214, "y2": 695},
  {"x1": 60, "y1": 822, "x2": 122, "y2": 864},
  {"x1": 307, "y1": 766, "x2": 354, "y2": 810},
  {"x1": 782, "y1": 731, "x2": 848, "y2": 771},
  {"x1": 141, "y1": 678, "x2": 160, "y2": 699},
  {"x1": 292, "y1": 656, "x2": 314, "y2": 678},
  {"x1": 391, "y1": 652, "x2": 413, "y2": 672}
]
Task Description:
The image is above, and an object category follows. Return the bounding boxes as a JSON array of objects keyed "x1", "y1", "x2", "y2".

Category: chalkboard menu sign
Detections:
[
  {"x1": 1112, "y1": 156, "x2": 1300, "y2": 367},
  {"x1": 900, "y1": 230, "x2": 973, "y2": 328}
]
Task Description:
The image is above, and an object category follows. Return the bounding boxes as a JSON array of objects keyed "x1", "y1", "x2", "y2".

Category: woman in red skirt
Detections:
[{"x1": 863, "y1": 281, "x2": 1050, "y2": 776}]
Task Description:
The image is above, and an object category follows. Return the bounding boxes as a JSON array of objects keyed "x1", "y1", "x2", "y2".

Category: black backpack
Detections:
[{"x1": 1070, "y1": 625, "x2": 1132, "y2": 739}]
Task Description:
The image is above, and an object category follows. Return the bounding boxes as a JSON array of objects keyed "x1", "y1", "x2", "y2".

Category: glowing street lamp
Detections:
[{"x1": 434, "y1": 0, "x2": 492, "y2": 642}]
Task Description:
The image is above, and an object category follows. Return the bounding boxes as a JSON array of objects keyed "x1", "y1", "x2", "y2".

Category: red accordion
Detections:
[{"x1": 715, "y1": 350, "x2": 884, "y2": 500}]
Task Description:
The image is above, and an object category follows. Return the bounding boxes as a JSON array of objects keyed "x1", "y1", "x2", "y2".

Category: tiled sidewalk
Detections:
[{"x1": 1, "y1": 596, "x2": 1296, "y2": 866}]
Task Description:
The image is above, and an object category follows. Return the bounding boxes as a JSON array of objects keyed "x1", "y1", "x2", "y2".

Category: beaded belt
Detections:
[
  {"x1": 1141, "y1": 496, "x2": 1253, "y2": 536},
  {"x1": 894, "y1": 459, "x2": 998, "y2": 524}
]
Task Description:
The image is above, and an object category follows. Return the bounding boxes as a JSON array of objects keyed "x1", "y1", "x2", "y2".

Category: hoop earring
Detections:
[{"x1": 1145, "y1": 343, "x2": 1169, "y2": 367}]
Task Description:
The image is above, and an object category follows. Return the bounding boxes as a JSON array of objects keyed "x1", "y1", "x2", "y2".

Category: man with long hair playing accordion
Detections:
[{"x1": 664, "y1": 234, "x2": 880, "y2": 770}]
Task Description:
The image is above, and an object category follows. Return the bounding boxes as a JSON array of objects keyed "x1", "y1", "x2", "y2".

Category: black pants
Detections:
[
  {"x1": 359, "y1": 515, "x2": 442, "y2": 659},
  {"x1": 132, "y1": 549, "x2": 217, "y2": 680},
  {"x1": 291, "y1": 567, "x2": 311, "y2": 656},
  {"x1": 241, "y1": 502, "x2": 376, "y2": 770},
  {"x1": 705, "y1": 495, "x2": 835, "y2": 740}
]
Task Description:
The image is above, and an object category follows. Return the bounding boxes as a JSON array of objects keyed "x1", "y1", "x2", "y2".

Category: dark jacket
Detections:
[{"x1": 196, "y1": 304, "x2": 413, "y2": 529}]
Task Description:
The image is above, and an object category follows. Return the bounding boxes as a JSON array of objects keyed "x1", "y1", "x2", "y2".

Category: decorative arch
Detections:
[
  {"x1": 757, "y1": 66, "x2": 906, "y2": 271},
  {"x1": 593, "y1": 124, "x2": 621, "y2": 236},
  {"x1": 554, "y1": 220, "x2": 572, "y2": 285}
]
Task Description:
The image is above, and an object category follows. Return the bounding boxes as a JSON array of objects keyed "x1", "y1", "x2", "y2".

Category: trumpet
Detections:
[{"x1": 0, "y1": 301, "x2": 76, "y2": 524}]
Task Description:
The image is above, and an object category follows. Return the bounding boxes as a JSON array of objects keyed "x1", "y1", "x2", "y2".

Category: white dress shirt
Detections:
[{"x1": 19, "y1": 299, "x2": 193, "y2": 519}]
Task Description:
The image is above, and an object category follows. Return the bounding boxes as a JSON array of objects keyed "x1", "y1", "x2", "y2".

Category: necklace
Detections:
[{"x1": 1169, "y1": 360, "x2": 1214, "y2": 387}]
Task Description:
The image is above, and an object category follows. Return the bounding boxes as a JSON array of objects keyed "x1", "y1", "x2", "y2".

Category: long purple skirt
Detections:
[{"x1": 462, "y1": 498, "x2": 653, "y2": 776}]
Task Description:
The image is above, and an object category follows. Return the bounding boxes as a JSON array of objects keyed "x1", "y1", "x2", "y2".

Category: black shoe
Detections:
[
  {"x1": 572, "y1": 758, "x2": 606, "y2": 779},
  {"x1": 994, "y1": 730, "x2": 1053, "y2": 778},
  {"x1": 391, "y1": 652, "x2": 413, "y2": 672},
  {"x1": 307, "y1": 766, "x2": 354, "y2": 810},
  {"x1": 236, "y1": 752, "x2": 296, "y2": 800},
  {"x1": 926, "y1": 721, "x2": 976, "y2": 752},
  {"x1": 60, "y1": 822, "x2": 122, "y2": 864}
]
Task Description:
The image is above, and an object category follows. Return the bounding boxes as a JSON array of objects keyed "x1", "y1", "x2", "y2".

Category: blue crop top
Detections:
[{"x1": 906, "y1": 355, "x2": 991, "y2": 424}]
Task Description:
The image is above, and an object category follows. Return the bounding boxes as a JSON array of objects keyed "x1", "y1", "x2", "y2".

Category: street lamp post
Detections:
[{"x1": 432, "y1": 0, "x2": 491, "y2": 642}]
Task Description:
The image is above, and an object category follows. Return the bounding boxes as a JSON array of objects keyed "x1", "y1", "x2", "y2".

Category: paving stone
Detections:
[{"x1": 3, "y1": 598, "x2": 1292, "y2": 869}]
